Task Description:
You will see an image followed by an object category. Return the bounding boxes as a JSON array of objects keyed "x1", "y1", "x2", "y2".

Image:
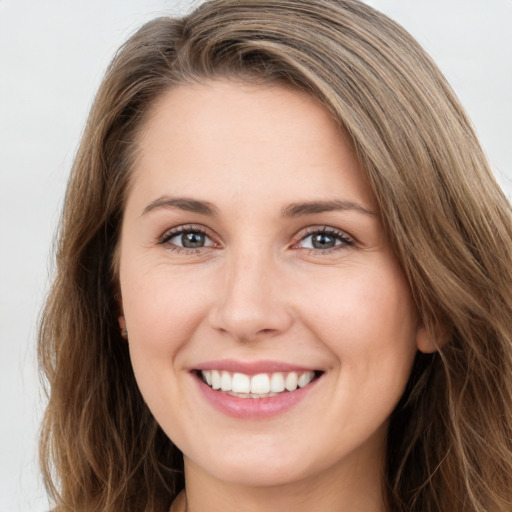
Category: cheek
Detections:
[
  {"x1": 119, "y1": 265, "x2": 214, "y2": 400},
  {"x1": 299, "y1": 262, "x2": 418, "y2": 368},
  {"x1": 120, "y1": 267, "x2": 210, "y2": 425},
  {"x1": 298, "y1": 265, "x2": 418, "y2": 441},
  {"x1": 121, "y1": 263, "x2": 208, "y2": 342}
]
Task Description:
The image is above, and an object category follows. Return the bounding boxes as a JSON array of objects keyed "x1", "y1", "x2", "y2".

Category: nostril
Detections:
[
  {"x1": 207, "y1": 287, "x2": 294, "y2": 342},
  {"x1": 256, "y1": 328, "x2": 277, "y2": 335}
]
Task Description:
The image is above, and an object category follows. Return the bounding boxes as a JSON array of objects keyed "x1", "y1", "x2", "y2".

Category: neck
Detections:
[{"x1": 182, "y1": 452, "x2": 388, "y2": 512}]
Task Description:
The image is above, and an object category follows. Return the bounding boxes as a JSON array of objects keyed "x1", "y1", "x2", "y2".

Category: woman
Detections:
[{"x1": 38, "y1": 1, "x2": 512, "y2": 511}]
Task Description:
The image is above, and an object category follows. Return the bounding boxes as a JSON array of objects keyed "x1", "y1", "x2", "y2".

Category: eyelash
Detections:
[{"x1": 157, "y1": 225, "x2": 354, "y2": 255}]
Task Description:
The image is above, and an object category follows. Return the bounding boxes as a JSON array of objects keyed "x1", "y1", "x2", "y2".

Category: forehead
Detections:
[{"x1": 129, "y1": 79, "x2": 376, "y2": 214}]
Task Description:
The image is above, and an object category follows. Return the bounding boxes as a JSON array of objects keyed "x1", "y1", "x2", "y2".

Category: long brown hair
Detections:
[{"x1": 39, "y1": 1, "x2": 512, "y2": 510}]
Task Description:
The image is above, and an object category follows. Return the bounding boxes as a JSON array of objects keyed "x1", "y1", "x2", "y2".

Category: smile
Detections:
[
  {"x1": 199, "y1": 370, "x2": 319, "y2": 398},
  {"x1": 192, "y1": 360, "x2": 324, "y2": 418}
]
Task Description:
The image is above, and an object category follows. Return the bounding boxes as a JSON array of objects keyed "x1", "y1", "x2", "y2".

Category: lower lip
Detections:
[{"x1": 194, "y1": 374, "x2": 320, "y2": 419}]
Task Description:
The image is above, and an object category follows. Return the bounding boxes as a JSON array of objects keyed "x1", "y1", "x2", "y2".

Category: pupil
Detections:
[
  {"x1": 312, "y1": 233, "x2": 335, "y2": 249},
  {"x1": 182, "y1": 232, "x2": 204, "y2": 248}
]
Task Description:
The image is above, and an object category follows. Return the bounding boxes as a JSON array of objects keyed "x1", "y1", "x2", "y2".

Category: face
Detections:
[{"x1": 118, "y1": 80, "x2": 423, "y2": 491}]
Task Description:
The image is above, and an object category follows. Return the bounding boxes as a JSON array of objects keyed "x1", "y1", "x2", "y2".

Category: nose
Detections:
[{"x1": 208, "y1": 248, "x2": 294, "y2": 342}]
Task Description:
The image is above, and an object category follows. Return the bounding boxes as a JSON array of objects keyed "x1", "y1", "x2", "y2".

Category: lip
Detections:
[
  {"x1": 193, "y1": 359, "x2": 318, "y2": 375},
  {"x1": 192, "y1": 362, "x2": 323, "y2": 419}
]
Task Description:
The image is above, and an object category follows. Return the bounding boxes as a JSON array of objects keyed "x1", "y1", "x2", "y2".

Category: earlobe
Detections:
[
  {"x1": 416, "y1": 326, "x2": 437, "y2": 353},
  {"x1": 117, "y1": 293, "x2": 128, "y2": 340},
  {"x1": 416, "y1": 323, "x2": 450, "y2": 354},
  {"x1": 118, "y1": 315, "x2": 128, "y2": 340}
]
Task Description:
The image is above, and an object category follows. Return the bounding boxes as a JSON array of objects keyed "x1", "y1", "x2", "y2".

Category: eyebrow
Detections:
[
  {"x1": 142, "y1": 196, "x2": 376, "y2": 218},
  {"x1": 142, "y1": 196, "x2": 219, "y2": 216},
  {"x1": 281, "y1": 200, "x2": 376, "y2": 217}
]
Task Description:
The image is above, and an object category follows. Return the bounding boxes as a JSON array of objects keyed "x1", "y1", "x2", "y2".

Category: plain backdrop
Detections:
[{"x1": 1, "y1": 1, "x2": 510, "y2": 510}]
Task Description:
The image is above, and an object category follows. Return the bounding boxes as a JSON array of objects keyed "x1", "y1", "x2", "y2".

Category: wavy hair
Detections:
[{"x1": 39, "y1": 1, "x2": 512, "y2": 510}]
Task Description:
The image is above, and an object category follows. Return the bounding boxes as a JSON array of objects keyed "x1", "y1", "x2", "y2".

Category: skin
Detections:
[{"x1": 117, "y1": 80, "x2": 429, "y2": 512}]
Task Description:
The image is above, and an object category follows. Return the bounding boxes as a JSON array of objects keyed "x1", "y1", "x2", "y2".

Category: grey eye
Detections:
[
  {"x1": 173, "y1": 231, "x2": 207, "y2": 248},
  {"x1": 310, "y1": 233, "x2": 338, "y2": 249},
  {"x1": 176, "y1": 231, "x2": 206, "y2": 249},
  {"x1": 299, "y1": 231, "x2": 348, "y2": 250}
]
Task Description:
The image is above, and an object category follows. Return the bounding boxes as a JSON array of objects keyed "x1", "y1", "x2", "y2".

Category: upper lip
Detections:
[{"x1": 192, "y1": 359, "x2": 320, "y2": 375}]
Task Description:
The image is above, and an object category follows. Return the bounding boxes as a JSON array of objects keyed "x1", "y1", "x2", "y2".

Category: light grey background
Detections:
[{"x1": 1, "y1": 1, "x2": 510, "y2": 510}]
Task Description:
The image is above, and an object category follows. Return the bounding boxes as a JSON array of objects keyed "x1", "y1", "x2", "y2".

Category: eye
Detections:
[
  {"x1": 172, "y1": 231, "x2": 209, "y2": 249},
  {"x1": 159, "y1": 226, "x2": 217, "y2": 251},
  {"x1": 296, "y1": 227, "x2": 354, "y2": 252}
]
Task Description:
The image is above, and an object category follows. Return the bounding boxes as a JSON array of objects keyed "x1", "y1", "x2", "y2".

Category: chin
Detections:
[
  {"x1": 185, "y1": 441, "x2": 316, "y2": 488},
  {"x1": 208, "y1": 459, "x2": 310, "y2": 488}
]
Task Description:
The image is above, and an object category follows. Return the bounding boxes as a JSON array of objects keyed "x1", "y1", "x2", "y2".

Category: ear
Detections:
[
  {"x1": 416, "y1": 323, "x2": 450, "y2": 354},
  {"x1": 116, "y1": 290, "x2": 128, "y2": 340}
]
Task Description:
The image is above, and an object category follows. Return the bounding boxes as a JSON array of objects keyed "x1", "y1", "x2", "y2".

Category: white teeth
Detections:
[
  {"x1": 200, "y1": 369, "x2": 318, "y2": 396},
  {"x1": 270, "y1": 372, "x2": 285, "y2": 393},
  {"x1": 298, "y1": 371, "x2": 315, "y2": 388},
  {"x1": 211, "y1": 370, "x2": 221, "y2": 390},
  {"x1": 251, "y1": 373, "x2": 270, "y2": 394},
  {"x1": 232, "y1": 372, "x2": 251, "y2": 393},
  {"x1": 285, "y1": 372, "x2": 298, "y2": 391},
  {"x1": 220, "y1": 371, "x2": 232, "y2": 391}
]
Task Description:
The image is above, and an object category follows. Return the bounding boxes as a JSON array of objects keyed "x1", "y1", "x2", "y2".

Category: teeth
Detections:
[
  {"x1": 251, "y1": 373, "x2": 270, "y2": 394},
  {"x1": 200, "y1": 370, "x2": 317, "y2": 396},
  {"x1": 220, "y1": 371, "x2": 232, "y2": 391},
  {"x1": 270, "y1": 372, "x2": 285, "y2": 393},
  {"x1": 211, "y1": 370, "x2": 221, "y2": 390},
  {"x1": 285, "y1": 372, "x2": 298, "y2": 391},
  {"x1": 232, "y1": 373, "x2": 250, "y2": 393},
  {"x1": 298, "y1": 371, "x2": 315, "y2": 388}
]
